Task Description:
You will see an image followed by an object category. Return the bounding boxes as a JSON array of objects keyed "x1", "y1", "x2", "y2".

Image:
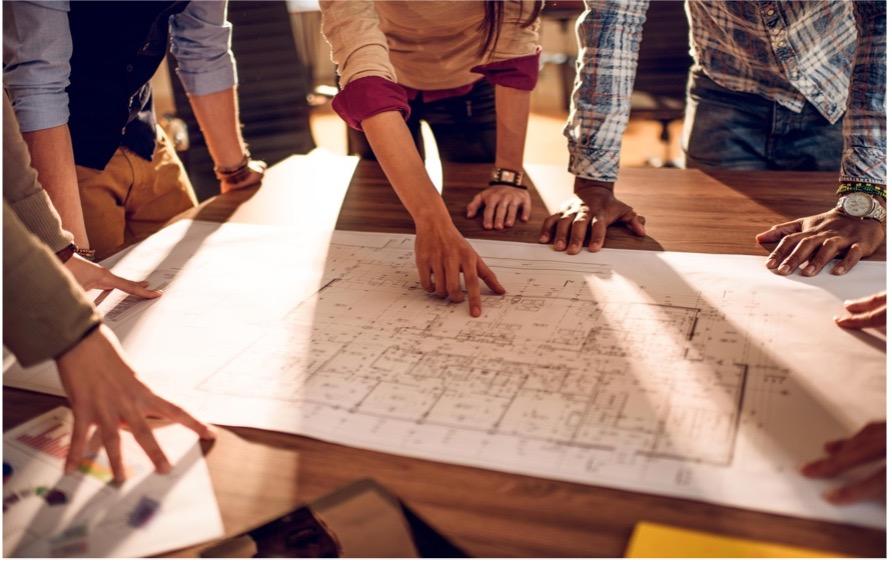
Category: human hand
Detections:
[
  {"x1": 835, "y1": 292, "x2": 886, "y2": 330},
  {"x1": 801, "y1": 421, "x2": 885, "y2": 505},
  {"x1": 538, "y1": 178, "x2": 646, "y2": 254},
  {"x1": 466, "y1": 185, "x2": 532, "y2": 230},
  {"x1": 219, "y1": 159, "x2": 267, "y2": 194},
  {"x1": 65, "y1": 254, "x2": 162, "y2": 299},
  {"x1": 415, "y1": 218, "x2": 505, "y2": 317},
  {"x1": 756, "y1": 209, "x2": 885, "y2": 276},
  {"x1": 56, "y1": 324, "x2": 216, "y2": 483}
]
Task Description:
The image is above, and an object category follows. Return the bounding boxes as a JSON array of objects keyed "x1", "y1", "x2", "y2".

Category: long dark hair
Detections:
[{"x1": 480, "y1": 1, "x2": 544, "y2": 57}]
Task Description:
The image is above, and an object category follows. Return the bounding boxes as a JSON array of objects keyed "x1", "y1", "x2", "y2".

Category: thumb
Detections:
[{"x1": 620, "y1": 210, "x2": 646, "y2": 237}]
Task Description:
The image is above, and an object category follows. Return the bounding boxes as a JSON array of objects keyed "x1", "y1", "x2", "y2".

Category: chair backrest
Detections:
[{"x1": 168, "y1": 0, "x2": 316, "y2": 200}]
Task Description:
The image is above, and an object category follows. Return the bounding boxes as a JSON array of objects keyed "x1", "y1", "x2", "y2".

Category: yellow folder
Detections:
[{"x1": 625, "y1": 521, "x2": 846, "y2": 558}]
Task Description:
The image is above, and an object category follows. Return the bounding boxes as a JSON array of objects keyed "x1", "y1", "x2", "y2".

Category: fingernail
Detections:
[
  {"x1": 803, "y1": 266, "x2": 815, "y2": 276},
  {"x1": 539, "y1": 235, "x2": 549, "y2": 243},
  {"x1": 833, "y1": 267, "x2": 845, "y2": 275},
  {"x1": 823, "y1": 488, "x2": 845, "y2": 503},
  {"x1": 766, "y1": 259, "x2": 777, "y2": 268},
  {"x1": 203, "y1": 427, "x2": 218, "y2": 440},
  {"x1": 555, "y1": 241, "x2": 565, "y2": 250},
  {"x1": 159, "y1": 461, "x2": 172, "y2": 473},
  {"x1": 778, "y1": 265, "x2": 790, "y2": 274},
  {"x1": 471, "y1": 306, "x2": 481, "y2": 317}
]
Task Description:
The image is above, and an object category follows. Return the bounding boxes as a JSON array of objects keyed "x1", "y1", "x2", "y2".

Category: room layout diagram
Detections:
[{"x1": 4, "y1": 221, "x2": 885, "y2": 528}]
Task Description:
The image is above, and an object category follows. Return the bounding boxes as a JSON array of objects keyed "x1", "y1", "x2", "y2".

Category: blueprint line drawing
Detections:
[{"x1": 3, "y1": 220, "x2": 885, "y2": 528}]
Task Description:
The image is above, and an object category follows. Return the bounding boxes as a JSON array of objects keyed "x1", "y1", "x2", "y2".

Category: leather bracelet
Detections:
[
  {"x1": 488, "y1": 180, "x2": 528, "y2": 190},
  {"x1": 214, "y1": 152, "x2": 251, "y2": 181},
  {"x1": 56, "y1": 243, "x2": 77, "y2": 264}
]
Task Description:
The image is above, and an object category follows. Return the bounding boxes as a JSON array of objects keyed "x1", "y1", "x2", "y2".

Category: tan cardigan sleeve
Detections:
[
  {"x1": 3, "y1": 203, "x2": 101, "y2": 367},
  {"x1": 319, "y1": 0, "x2": 398, "y2": 87},
  {"x1": 2, "y1": 92, "x2": 73, "y2": 253},
  {"x1": 491, "y1": 1, "x2": 541, "y2": 62}
]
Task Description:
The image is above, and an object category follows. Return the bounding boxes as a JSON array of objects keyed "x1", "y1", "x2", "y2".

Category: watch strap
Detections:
[{"x1": 490, "y1": 167, "x2": 524, "y2": 188}]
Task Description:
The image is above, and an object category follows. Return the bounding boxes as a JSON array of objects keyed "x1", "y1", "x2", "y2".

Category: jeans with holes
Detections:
[
  {"x1": 682, "y1": 70, "x2": 843, "y2": 172},
  {"x1": 349, "y1": 79, "x2": 496, "y2": 163}
]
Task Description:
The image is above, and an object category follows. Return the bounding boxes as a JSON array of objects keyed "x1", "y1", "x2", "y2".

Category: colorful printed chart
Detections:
[{"x1": 3, "y1": 407, "x2": 222, "y2": 557}]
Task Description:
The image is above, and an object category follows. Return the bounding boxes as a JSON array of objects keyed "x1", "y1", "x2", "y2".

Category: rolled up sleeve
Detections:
[
  {"x1": 564, "y1": 0, "x2": 648, "y2": 182},
  {"x1": 839, "y1": 0, "x2": 886, "y2": 186},
  {"x1": 2, "y1": 0, "x2": 72, "y2": 132},
  {"x1": 169, "y1": 0, "x2": 238, "y2": 96}
]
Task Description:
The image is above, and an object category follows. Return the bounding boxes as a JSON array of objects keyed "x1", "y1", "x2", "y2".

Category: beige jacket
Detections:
[
  {"x1": 3, "y1": 92, "x2": 100, "y2": 366},
  {"x1": 321, "y1": 1, "x2": 540, "y2": 91}
]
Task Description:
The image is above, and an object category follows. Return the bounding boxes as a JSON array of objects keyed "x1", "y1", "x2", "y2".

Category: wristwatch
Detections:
[
  {"x1": 489, "y1": 167, "x2": 525, "y2": 189},
  {"x1": 835, "y1": 192, "x2": 886, "y2": 225}
]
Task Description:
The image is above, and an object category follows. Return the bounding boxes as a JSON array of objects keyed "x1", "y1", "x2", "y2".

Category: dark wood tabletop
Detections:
[{"x1": 4, "y1": 152, "x2": 885, "y2": 557}]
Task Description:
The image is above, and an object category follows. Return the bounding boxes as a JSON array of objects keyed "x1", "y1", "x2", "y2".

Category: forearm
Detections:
[
  {"x1": 22, "y1": 126, "x2": 89, "y2": 246},
  {"x1": 186, "y1": 87, "x2": 247, "y2": 169},
  {"x1": 361, "y1": 111, "x2": 449, "y2": 224},
  {"x1": 494, "y1": 85, "x2": 530, "y2": 171}
]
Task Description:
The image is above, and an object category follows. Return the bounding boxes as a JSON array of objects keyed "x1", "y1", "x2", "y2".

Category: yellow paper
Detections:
[{"x1": 625, "y1": 521, "x2": 846, "y2": 558}]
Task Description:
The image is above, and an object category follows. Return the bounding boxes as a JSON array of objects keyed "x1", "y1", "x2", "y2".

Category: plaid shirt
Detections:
[{"x1": 565, "y1": 0, "x2": 887, "y2": 187}]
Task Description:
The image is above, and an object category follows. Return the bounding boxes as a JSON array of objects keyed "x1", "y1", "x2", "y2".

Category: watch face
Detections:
[{"x1": 842, "y1": 193, "x2": 873, "y2": 217}]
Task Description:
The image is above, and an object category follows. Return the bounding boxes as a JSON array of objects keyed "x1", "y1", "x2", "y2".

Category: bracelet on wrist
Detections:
[
  {"x1": 214, "y1": 151, "x2": 253, "y2": 181},
  {"x1": 837, "y1": 182, "x2": 886, "y2": 200},
  {"x1": 75, "y1": 247, "x2": 96, "y2": 261}
]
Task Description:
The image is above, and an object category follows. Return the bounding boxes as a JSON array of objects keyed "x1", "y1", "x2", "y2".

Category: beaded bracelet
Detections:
[{"x1": 837, "y1": 182, "x2": 886, "y2": 200}]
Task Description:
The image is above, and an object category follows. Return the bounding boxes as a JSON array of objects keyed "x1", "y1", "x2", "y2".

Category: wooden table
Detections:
[{"x1": 4, "y1": 152, "x2": 885, "y2": 557}]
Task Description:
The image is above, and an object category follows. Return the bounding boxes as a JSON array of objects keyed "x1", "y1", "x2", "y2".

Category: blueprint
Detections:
[{"x1": 3, "y1": 220, "x2": 886, "y2": 528}]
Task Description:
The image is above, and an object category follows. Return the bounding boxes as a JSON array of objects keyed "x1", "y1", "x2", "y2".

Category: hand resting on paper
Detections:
[
  {"x1": 65, "y1": 254, "x2": 162, "y2": 299},
  {"x1": 57, "y1": 324, "x2": 216, "y2": 483},
  {"x1": 539, "y1": 178, "x2": 646, "y2": 255},
  {"x1": 834, "y1": 292, "x2": 886, "y2": 331},
  {"x1": 801, "y1": 421, "x2": 885, "y2": 505}
]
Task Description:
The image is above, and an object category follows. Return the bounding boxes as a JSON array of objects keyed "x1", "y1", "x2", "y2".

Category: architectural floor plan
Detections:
[{"x1": 4, "y1": 220, "x2": 885, "y2": 528}]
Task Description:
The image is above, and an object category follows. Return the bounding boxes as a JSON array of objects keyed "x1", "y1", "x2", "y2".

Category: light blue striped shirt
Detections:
[{"x1": 3, "y1": 0, "x2": 238, "y2": 132}]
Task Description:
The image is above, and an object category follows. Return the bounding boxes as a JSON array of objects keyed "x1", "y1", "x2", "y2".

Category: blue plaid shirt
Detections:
[{"x1": 565, "y1": 0, "x2": 887, "y2": 187}]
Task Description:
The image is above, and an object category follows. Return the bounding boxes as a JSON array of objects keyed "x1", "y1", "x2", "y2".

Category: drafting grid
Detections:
[{"x1": 3, "y1": 221, "x2": 885, "y2": 528}]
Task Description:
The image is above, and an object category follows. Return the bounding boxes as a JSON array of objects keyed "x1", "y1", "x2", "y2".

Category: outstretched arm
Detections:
[{"x1": 544, "y1": 0, "x2": 649, "y2": 254}]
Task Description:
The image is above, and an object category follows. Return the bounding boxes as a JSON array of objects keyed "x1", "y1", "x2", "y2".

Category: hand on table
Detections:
[
  {"x1": 65, "y1": 254, "x2": 162, "y2": 299},
  {"x1": 57, "y1": 325, "x2": 216, "y2": 483},
  {"x1": 415, "y1": 218, "x2": 505, "y2": 317},
  {"x1": 219, "y1": 159, "x2": 267, "y2": 194},
  {"x1": 756, "y1": 210, "x2": 884, "y2": 276},
  {"x1": 466, "y1": 185, "x2": 531, "y2": 230},
  {"x1": 538, "y1": 178, "x2": 646, "y2": 254},
  {"x1": 801, "y1": 421, "x2": 885, "y2": 505},
  {"x1": 835, "y1": 292, "x2": 886, "y2": 330}
]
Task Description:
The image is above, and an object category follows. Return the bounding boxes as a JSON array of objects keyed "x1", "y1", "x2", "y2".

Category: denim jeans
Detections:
[
  {"x1": 682, "y1": 69, "x2": 843, "y2": 172},
  {"x1": 349, "y1": 79, "x2": 496, "y2": 163}
]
